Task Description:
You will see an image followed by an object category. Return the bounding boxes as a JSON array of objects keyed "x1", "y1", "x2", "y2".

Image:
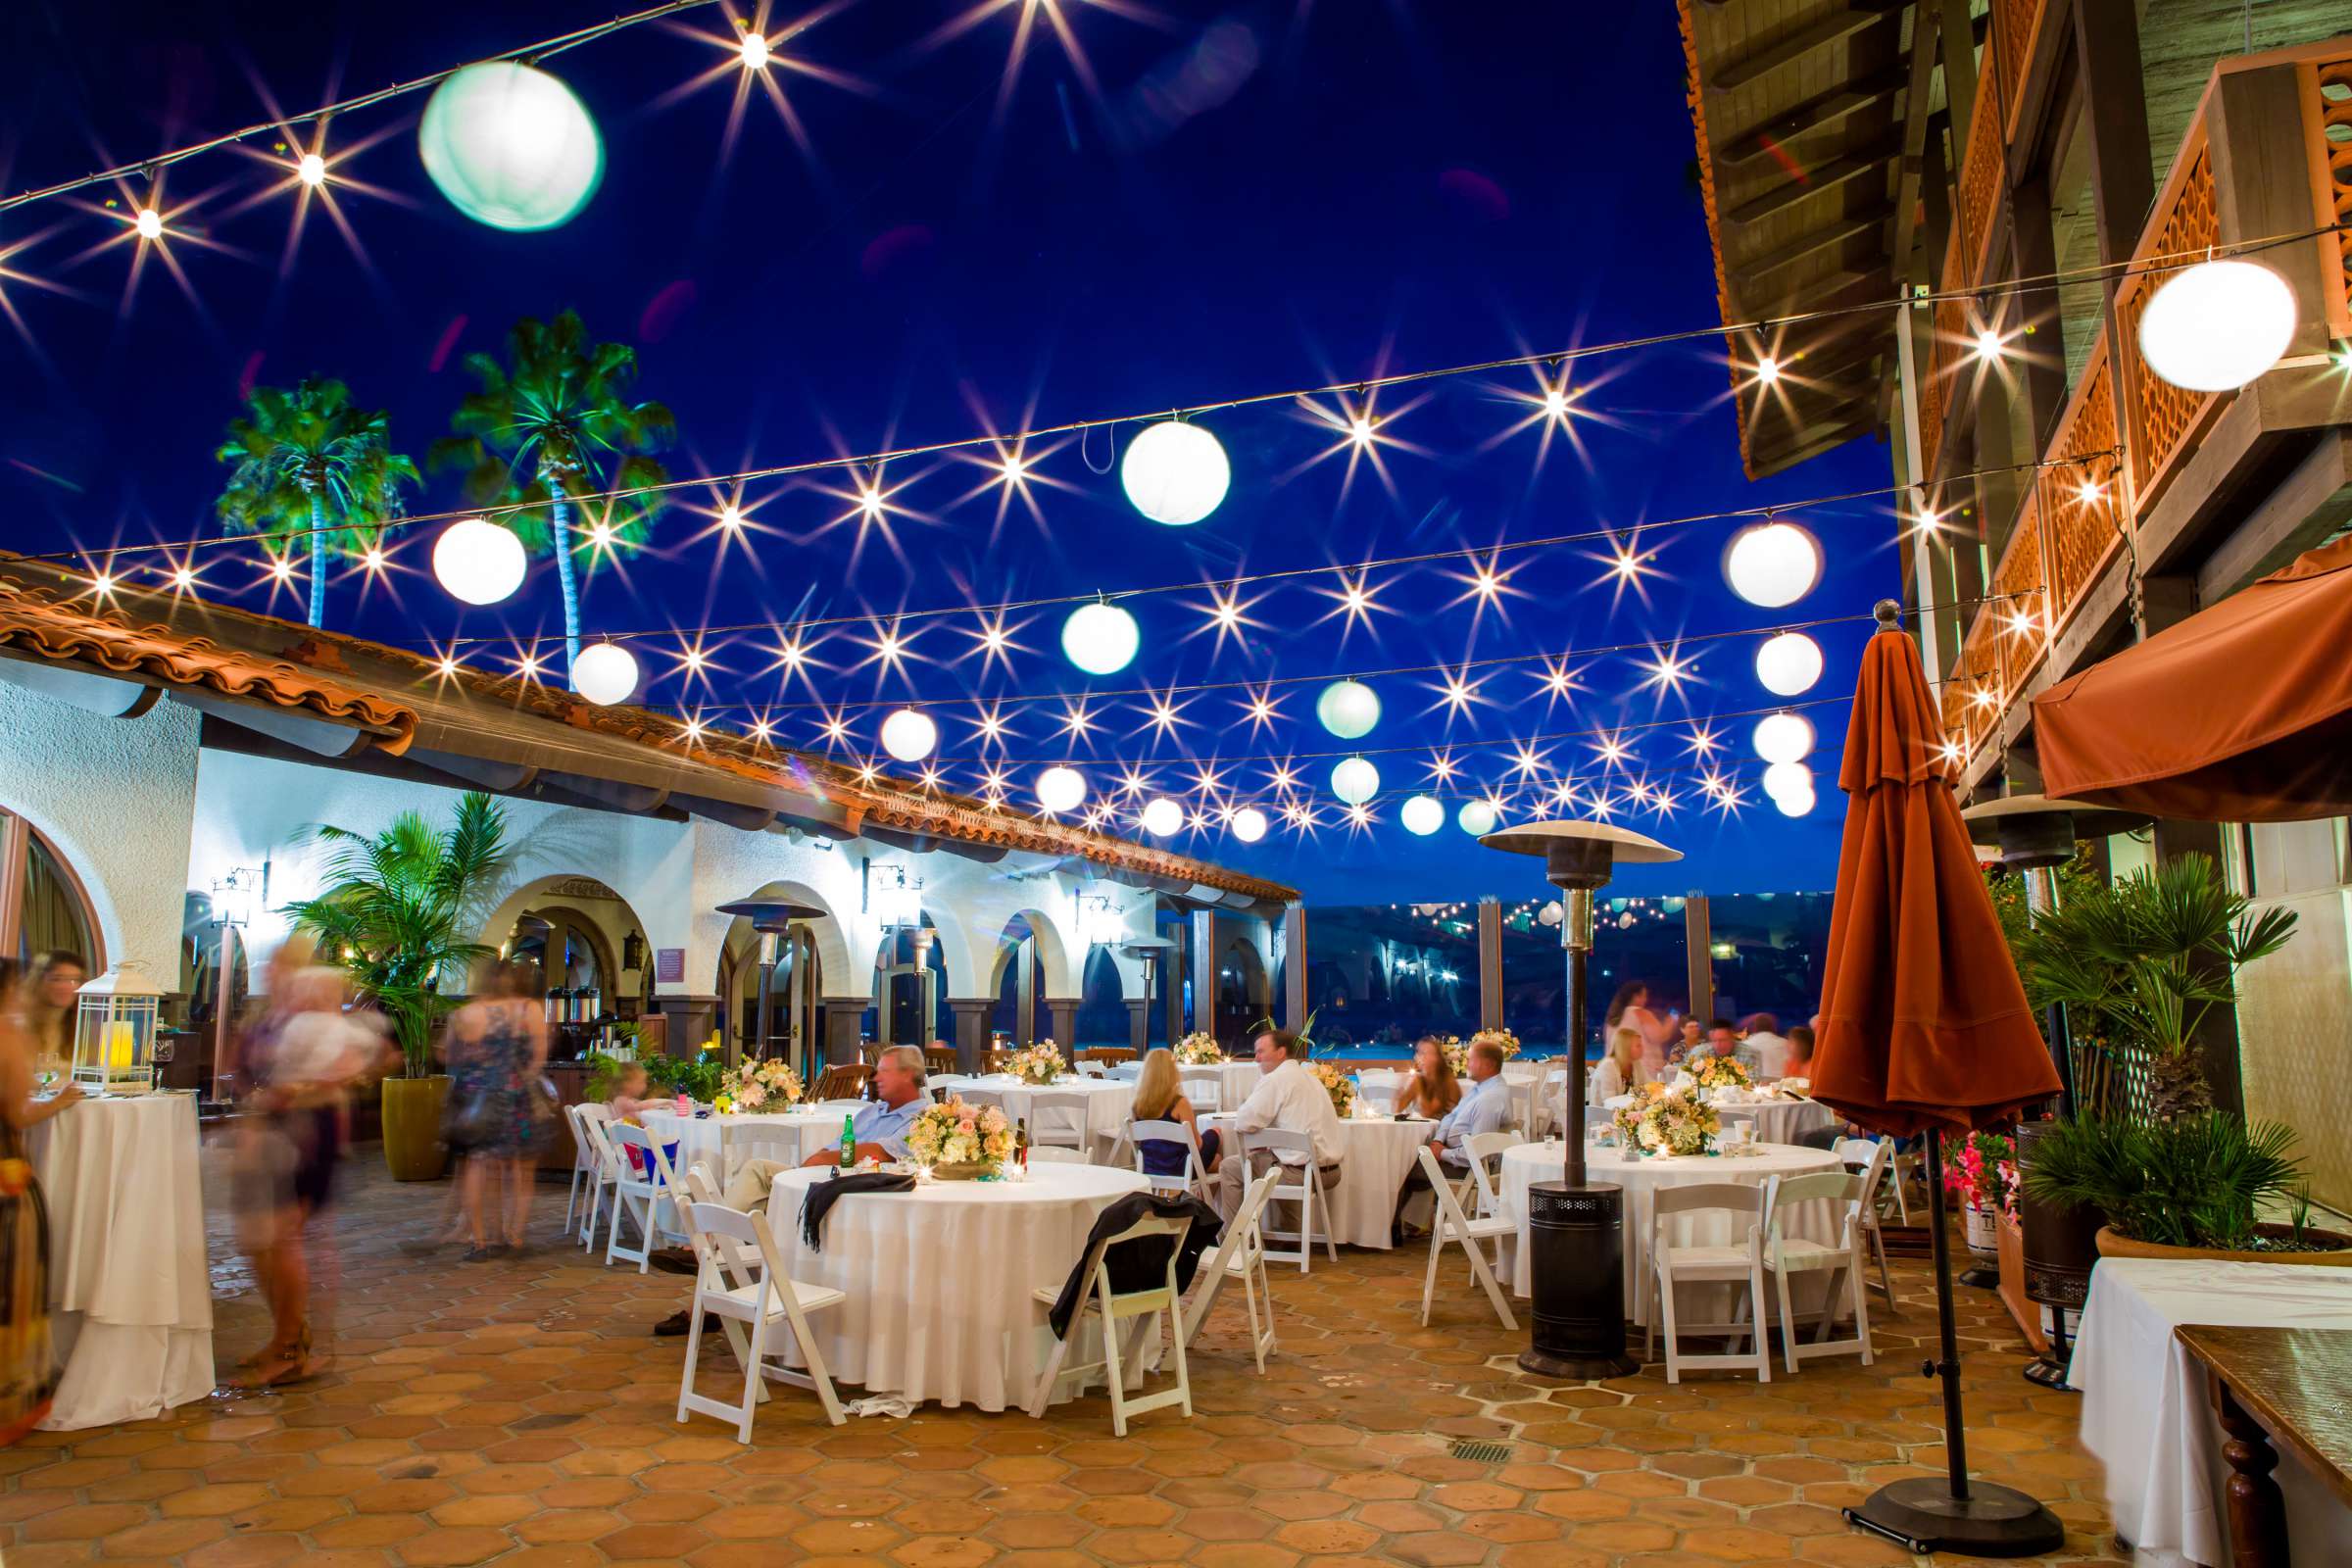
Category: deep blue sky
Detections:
[{"x1": 0, "y1": 0, "x2": 1900, "y2": 904}]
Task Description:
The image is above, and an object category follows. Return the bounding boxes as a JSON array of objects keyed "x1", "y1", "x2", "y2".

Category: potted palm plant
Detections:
[{"x1": 281, "y1": 792, "x2": 515, "y2": 1181}]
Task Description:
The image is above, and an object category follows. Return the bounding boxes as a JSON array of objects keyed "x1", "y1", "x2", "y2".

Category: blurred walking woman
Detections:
[
  {"x1": 444, "y1": 957, "x2": 549, "y2": 1260},
  {"x1": 0, "y1": 958, "x2": 85, "y2": 1443}
]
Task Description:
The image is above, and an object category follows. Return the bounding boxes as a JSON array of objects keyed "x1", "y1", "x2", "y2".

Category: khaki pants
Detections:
[
  {"x1": 718, "y1": 1157, "x2": 795, "y2": 1215},
  {"x1": 1217, "y1": 1145, "x2": 1342, "y2": 1230}
]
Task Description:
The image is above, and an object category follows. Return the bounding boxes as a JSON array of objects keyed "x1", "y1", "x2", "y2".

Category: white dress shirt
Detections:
[
  {"x1": 1744, "y1": 1031, "x2": 1791, "y2": 1080},
  {"x1": 1434, "y1": 1072, "x2": 1510, "y2": 1166},
  {"x1": 1231, "y1": 1058, "x2": 1345, "y2": 1166}
]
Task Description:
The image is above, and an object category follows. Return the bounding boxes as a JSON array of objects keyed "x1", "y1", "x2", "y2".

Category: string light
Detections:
[
  {"x1": 295, "y1": 153, "x2": 328, "y2": 188},
  {"x1": 1973, "y1": 326, "x2": 2006, "y2": 362},
  {"x1": 738, "y1": 29, "x2": 771, "y2": 69},
  {"x1": 1753, "y1": 356, "x2": 1781, "y2": 386}
]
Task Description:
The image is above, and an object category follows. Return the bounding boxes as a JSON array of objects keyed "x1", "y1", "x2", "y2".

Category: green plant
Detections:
[
  {"x1": 216, "y1": 377, "x2": 419, "y2": 628},
  {"x1": 1249, "y1": 1008, "x2": 1319, "y2": 1055},
  {"x1": 280, "y1": 792, "x2": 515, "y2": 1076},
  {"x1": 638, "y1": 1049, "x2": 723, "y2": 1102},
  {"x1": 2012, "y1": 854, "x2": 2296, "y2": 1119},
  {"x1": 433, "y1": 312, "x2": 675, "y2": 670},
  {"x1": 2022, "y1": 1112, "x2": 2305, "y2": 1250}
]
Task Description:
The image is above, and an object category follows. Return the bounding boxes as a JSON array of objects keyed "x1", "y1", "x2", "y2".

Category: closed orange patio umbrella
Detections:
[{"x1": 1816, "y1": 603, "x2": 2064, "y2": 1559}]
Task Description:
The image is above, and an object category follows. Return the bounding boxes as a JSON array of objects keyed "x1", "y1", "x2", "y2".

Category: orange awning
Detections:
[
  {"x1": 2032, "y1": 536, "x2": 2352, "y2": 822},
  {"x1": 1812, "y1": 624, "x2": 2060, "y2": 1137}
]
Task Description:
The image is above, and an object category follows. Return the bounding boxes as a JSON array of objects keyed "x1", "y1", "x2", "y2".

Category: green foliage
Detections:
[
  {"x1": 1249, "y1": 1008, "x2": 1319, "y2": 1056},
  {"x1": 641, "y1": 1049, "x2": 723, "y2": 1102},
  {"x1": 279, "y1": 792, "x2": 515, "y2": 1076},
  {"x1": 2022, "y1": 1112, "x2": 2305, "y2": 1250}
]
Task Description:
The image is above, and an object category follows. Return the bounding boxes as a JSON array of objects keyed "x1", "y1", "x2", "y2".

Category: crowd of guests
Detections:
[{"x1": 1594, "y1": 979, "x2": 1816, "y2": 1096}]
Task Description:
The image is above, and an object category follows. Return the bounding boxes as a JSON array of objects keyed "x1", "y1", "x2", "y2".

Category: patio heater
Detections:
[
  {"x1": 1959, "y1": 792, "x2": 2150, "y2": 1387},
  {"x1": 715, "y1": 900, "x2": 826, "y2": 1076},
  {"x1": 1118, "y1": 936, "x2": 1173, "y2": 1050},
  {"x1": 1480, "y1": 818, "x2": 1681, "y2": 1379}
]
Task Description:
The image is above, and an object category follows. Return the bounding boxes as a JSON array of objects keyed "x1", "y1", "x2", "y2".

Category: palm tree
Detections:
[
  {"x1": 280, "y1": 791, "x2": 517, "y2": 1077},
  {"x1": 216, "y1": 378, "x2": 419, "y2": 628},
  {"x1": 433, "y1": 311, "x2": 674, "y2": 673}
]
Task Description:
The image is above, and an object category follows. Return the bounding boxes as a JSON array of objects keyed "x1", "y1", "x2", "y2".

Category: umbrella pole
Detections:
[{"x1": 1844, "y1": 1130, "x2": 2064, "y2": 1558}]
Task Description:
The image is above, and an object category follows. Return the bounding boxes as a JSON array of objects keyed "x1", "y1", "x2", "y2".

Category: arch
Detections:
[
  {"x1": 869, "y1": 912, "x2": 950, "y2": 1046},
  {"x1": 477, "y1": 873, "x2": 657, "y2": 994},
  {"x1": 712, "y1": 878, "x2": 855, "y2": 1063},
  {"x1": 2, "y1": 802, "x2": 109, "y2": 972},
  {"x1": 1074, "y1": 945, "x2": 1128, "y2": 1046},
  {"x1": 983, "y1": 907, "x2": 1076, "y2": 999}
]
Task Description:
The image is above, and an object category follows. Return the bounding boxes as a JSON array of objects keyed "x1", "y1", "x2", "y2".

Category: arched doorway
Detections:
[
  {"x1": 1214, "y1": 933, "x2": 1270, "y2": 1048},
  {"x1": 872, "y1": 912, "x2": 949, "y2": 1049},
  {"x1": 989, "y1": 910, "x2": 1074, "y2": 1048},
  {"x1": 1, "y1": 806, "x2": 103, "y2": 969},
  {"x1": 713, "y1": 882, "x2": 846, "y2": 1074},
  {"x1": 481, "y1": 876, "x2": 652, "y2": 1059},
  {"x1": 1075, "y1": 946, "x2": 1127, "y2": 1047}
]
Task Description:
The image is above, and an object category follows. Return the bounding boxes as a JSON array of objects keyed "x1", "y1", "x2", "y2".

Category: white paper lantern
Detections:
[
  {"x1": 1754, "y1": 631, "x2": 1823, "y2": 696},
  {"x1": 1762, "y1": 760, "x2": 1813, "y2": 803},
  {"x1": 1456, "y1": 799, "x2": 1498, "y2": 837},
  {"x1": 431, "y1": 517, "x2": 527, "y2": 606},
  {"x1": 1035, "y1": 765, "x2": 1087, "y2": 814},
  {"x1": 1399, "y1": 795, "x2": 1445, "y2": 836},
  {"x1": 1060, "y1": 601, "x2": 1140, "y2": 675},
  {"x1": 1230, "y1": 806, "x2": 1268, "y2": 843},
  {"x1": 1752, "y1": 710, "x2": 1816, "y2": 765},
  {"x1": 1316, "y1": 679, "x2": 1381, "y2": 739},
  {"x1": 1331, "y1": 757, "x2": 1380, "y2": 805},
  {"x1": 1724, "y1": 521, "x2": 1823, "y2": 609},
  {"x1": 880, "y1": 708, "x2": 938, "y2": 762},
  {"x1": 2137, "y1": 259, "x2": 2298, "y2": 393},
  {"x1": 1140, "y1": 796, "x2": 1185, "y2": 837},
  {"x1": 1774, "y1": 785, "x2": 1817, "y2": 818},
  {"x1": 418, "y1": 64, "x2": 604, "y2": 232},
  {"x1": 568, "y1": 641, "x2": 639, "y2": 706},
  {"x1": 1120, "y1": 420, "x2": 1230, "y2": 526}
]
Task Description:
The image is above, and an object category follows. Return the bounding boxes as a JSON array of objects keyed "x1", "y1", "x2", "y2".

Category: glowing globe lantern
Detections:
[
  {"x1": 1035, "y1": 765, "x2": 1088, "y2": 814},
  {"x1": 1752, "y1": 710, "x2": 1816, "y2": 765},
  {"x1": 569, "y1": 641, "x2": 639, "y2": 706},
  {"x1": 1754, "y1": 631, "x2": 1823, "y2": 696},
  {"x1": 1060, "y1": 601, "x2": 1140, "y2": 675},
  {"x1": 1456, "y1": 798, "x2": 1498, "y2": 837},
  {"x1": 2137, "y1": 259, "x2": 2298, "y2": 392},
  {"x1": 1723, "y1": 520, "x2": 1823, "y2": 608},
  {"x1": 1774, "y1": 785, "x2": 1817, "y2": 817},
  {"x1": 879, "y1": 708, "x2": 937, "y2": 762},
  {"x1": 1316, "y1": 679, "x2": 1381, "y2": 739},
  {"x1": 1120, "y1": 419, "x2": 1230, "y2": 525},
  {"x1": 418, "y1": 63, "x2": 604, "y2": 231},
  {"x1": 1230, "y1": 806, "x2": 1268, "y2": 843},
  {"x1": 1400, "y1": 794, "x2": 1445, "y2": 836},
  {"x1": 1330, "y1": 757, "x2": 1380, "y2": 805},
  {"x1": 1140, "y1": 796, "x2": 1185, "y2": 837},
  {"x1": 1762, "y1": 760, "x2": 1813, "y2": 803},
  {"x1": 432, "y1": 517, "x2": 527, "y2": 605}
]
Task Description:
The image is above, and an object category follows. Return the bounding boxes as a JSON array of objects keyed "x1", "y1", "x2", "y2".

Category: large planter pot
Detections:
[
  {"x1": 2094, "y1": 1223, "x2": 2352, "y2": 1266},
  {"x1": 382, "y1": 1074, "x2": 451, "y2": 1182}
]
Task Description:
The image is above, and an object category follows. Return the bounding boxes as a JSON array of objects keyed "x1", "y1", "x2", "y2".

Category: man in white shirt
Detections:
[
  {"x1": 1391, "y1": 1037, "x2": 1509, "y2": 1242},
  {"x1": 1218, "y1": 1029, "x2": 1344, "y2": 1223},
  {"x1": 1740, "y1": 1014, "x2": 1791, "y2": 1080}
]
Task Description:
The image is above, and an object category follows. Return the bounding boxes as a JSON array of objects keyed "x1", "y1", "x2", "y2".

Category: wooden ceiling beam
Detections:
[
  {"x1": 1725, "y1": 137, "x2": 1900, "y2": 226},
  {"x1": 1727, "y1": 210, "x2": 1895, "y2": 297},
  {"x1": 1705, "y1": 4, "x2": 1906, "y2": 95},
  {"x1": 1718, "y1": 67, "x2": 1909, "y2": 174}
]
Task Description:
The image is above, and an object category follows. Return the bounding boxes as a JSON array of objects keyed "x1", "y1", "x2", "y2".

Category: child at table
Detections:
[{"x1": 603, "y1": 1060, "x2": 670, "y2": 1120}]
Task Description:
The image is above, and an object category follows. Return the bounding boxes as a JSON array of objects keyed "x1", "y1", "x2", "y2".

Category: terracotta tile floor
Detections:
[{"x1": 1, "y1": 1155, "x2": 2126, "y2": 1567}]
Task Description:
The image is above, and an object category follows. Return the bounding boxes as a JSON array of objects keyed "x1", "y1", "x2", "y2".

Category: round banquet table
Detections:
[
  {"x1": 30, "y1": 1092, "x2": 215, "y2": 1430},
  {"x1": 959, "y1": 1075, "x2": 1136, "y2": 1146},
  {"x1": 1174, "y1": 1061, "x2": 1262, "y2": 1110},
  {"x1": 765, "y1": 1161, "x2": 1151, "y2": 1411},
  {"x1": 639, "y1": 1106, "x2": 841, "y2": 1184},
  {"x1": 1710, "y1": 1097, "x2": 1838, "y2": 1147},
  {"x1": 1497, "y1": 1140, "x2": 1844, "y2": 1323},
  {"x1": 1200, "y1": 1111, "x2": 1432, "y2": 1250}
]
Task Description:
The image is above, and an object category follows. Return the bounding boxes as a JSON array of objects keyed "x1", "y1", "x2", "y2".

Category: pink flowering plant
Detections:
[
  {"x1": 1940, "y1": 1129, "x2": 2019, "y2": 1219},
  {"x1": 1006, "y1": 1041, "x2": 1066, "y2": 1085},
  {"x1": 1174, "y1": 1032, "x2": 1223, "y2": 1065},
  {"x1": 906, "y1": 1098, "x2": 1014, "y2": 1170},
  {"x1": 717, "y1": 1057, "x2": 804, "y2": 1112}
]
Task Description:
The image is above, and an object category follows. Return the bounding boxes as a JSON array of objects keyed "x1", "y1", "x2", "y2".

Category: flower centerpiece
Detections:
[
  {"x1": 1174, "y1": 1032, "x2": 1223, "y2": 1065},
  {"x1": 1306, "y1": 1060, "x2": 1355, "y2": 1119},
  {"x1": 906, "y1": 1098, "x2": 1014, "y2": 1179},
  {"x1": 1438, "y1": 1034, "x2": 1468, "y2": 1077},
  {"x1": 1613, "y1": 1085, "x2": 1720, "y2": 1157},
  {"x1": 1684, "y1": 1054, "x2": 1753, "y2": 1094},
  {"x1": 1470, "y1": 1028, "x2": 1522, "y2": 1060},
  {"x1": 718, "y1": 1056, "x2": 805, "y2": 1113},
  {"x1": 1006, "y1": 1040, "x2": 1066, "y2": 1085}
]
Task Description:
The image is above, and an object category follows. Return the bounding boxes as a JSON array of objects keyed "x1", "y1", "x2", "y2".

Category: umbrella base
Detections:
[
  {"x1": 1845, "y1": 1478, "x2": 2065, "y2": 1558},
  {"x1": 1519, "y1": 1180, "x2": 1635, "y2": 1381}
]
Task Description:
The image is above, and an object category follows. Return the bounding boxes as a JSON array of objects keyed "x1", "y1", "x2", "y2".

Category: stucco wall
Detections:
[{"x1": 0, "y1": 682, "x2": 202, "y2": 980}]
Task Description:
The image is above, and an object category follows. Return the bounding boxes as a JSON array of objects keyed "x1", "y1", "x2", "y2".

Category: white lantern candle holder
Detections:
[{"x1": 72, "y1": 961, "x2": 164, "y2": 1096}]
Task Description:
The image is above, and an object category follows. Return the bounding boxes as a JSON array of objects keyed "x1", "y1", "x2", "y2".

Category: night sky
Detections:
[{"x1": 0, "y1": 0, "x2": 1901, "y2": 905}]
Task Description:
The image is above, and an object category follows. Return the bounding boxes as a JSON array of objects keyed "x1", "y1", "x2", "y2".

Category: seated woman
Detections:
[
  {"x1": 1588, "y1": 1025, "x2": 1644, "y2": 1102},
  {"x1": 1129, "y1": 1048, "x2": 1220, "y2": 1176},
  {"x1": 1392, "y1": 1035, "x2": 1461, "y2": 1122},
  {"x1": 1784, "y1": 1024, "x2": 1816, "y2": 1080}
]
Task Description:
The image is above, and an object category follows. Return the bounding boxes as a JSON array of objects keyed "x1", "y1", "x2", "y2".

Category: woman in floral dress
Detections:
[{"x1": 1, "y1": 958, "x2": 84, "y2": 1443}]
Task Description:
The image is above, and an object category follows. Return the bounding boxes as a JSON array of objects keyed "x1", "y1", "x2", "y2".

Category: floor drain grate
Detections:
[{"x1": 1448, "y1": 1440, "x2": 1514, "y2": 1464}]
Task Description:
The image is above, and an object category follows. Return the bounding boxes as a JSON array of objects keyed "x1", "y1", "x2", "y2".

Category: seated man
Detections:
[
  {"x1": 1740, "y1": 1013, "x2": 1791, "y2": 1079},
  {"x1": 1392, "y1": 1037, "x2": 1511, "y2": 1242},
  {"x1": 1702, "y1": 1018, "x2": 1755, "y2": 1073},
  {"x1": 1217, "y1": 1029, "x2": 1344, "y2": 1224}
]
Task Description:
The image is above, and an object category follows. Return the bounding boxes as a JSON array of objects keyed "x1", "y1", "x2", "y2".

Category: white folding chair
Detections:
[
  {"x1": 1761, "y1": 1170, "x2": 1876, "y2": 1374},
  {"x1": 573, "y1": 1108, "x2": 626, "y2": 1250},
  {"x1": 676, "y1": 1164, "x2": 772, "y2": 1411},
  {"x1": 1024, "y1": 1091, "x2": 1091, "y2": 1152},
  {"x1": 1107, "y1": 1061, "x2": 1146, "y2": 1083},
  {"x1": 561, "y1": 1102, "x2": 606, "y2": 1238},
  {"x1": 1130, "y1": 1118, "x2": 1211, "y2": 1200},
  {"x1": 1837, "y1": 1139, "x2": 1898, "y2": 1309},
  {"x1": 1351, "y1": 1071, "x2": 1399, "y2": 1116},
  {"x1": 719, "y1": 1119, "x2": 804, "y2": 1188},
  {"x1": 1643, "y1": 1182, "x2": 1772, "y2": 1384},
  {"x1": 603, "y1": 1123, "x2": 688, "y2": 1273},
  {"x1": 1506, "y1": 1079, "x2": 1539, "y2": 1138},
  {"x1": 1414, "y1": 1147, "x2": 1517, "y2": 1330},
  {"x1": 1028, "y1": 1211, "x2": 1196, "y2": 1435},
  {"x1": 1074, "y1": 1059, "x2": 1108, "y2": 1079},
  {"x1": 675, "y1": 1201, "x2": 847, "y2": 1440},
  {"x1": 958, "y1": 1088, "x2": 1007, "y2": 1114},
  {"x1": 1244, "y1": 1129, "x2": 1337, "y2": 1272},
  {"x1": 929, "y1": 1073, "x2": 975, "y2": 1099},
  {"x1": 1182, "y1": 1167, "x2": 1280, "y2": 1372},
  {"x1": 1462, "y1": 1130, "x2": 1522, "y2": 1234},
  {"x1": 1177, "y1": 1067, "x2": 1224, "y2": 1112}
]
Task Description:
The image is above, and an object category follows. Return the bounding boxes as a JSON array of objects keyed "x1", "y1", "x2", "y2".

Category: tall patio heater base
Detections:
[
  {"x1": 1516, "y1": 1180, "x2": 1638, "y2": 1381},
  {"x1": 1844, "y1": 1477, "x2": 2065, "y2": 1558}
]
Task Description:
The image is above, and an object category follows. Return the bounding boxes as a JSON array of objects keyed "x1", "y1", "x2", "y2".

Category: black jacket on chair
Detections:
[{"x1": 1047, "y1": 1192, "x2": 1223, "y2": 1338}]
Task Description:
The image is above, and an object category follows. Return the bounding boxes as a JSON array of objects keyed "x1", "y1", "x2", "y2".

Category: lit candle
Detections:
[{"x1": 110, "y1": 1020, "x2": 133, "y2": 1068}]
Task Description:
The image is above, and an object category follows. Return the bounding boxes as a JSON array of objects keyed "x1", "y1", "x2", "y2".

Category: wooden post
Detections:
[
  {"x1": 1476, "y1": 898, "x2": 1503, "y2": 1032},
  {"x1": 1682, "y1": 896, "x2": 1714, "y2": 1026},
  {"x1": 1280, "y1": 903, "x2": 1308, "y2": 1032}
]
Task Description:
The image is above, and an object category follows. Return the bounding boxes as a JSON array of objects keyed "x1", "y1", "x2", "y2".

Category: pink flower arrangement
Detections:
[{"x1": 1940, "y1": 1129, "x2": 2019, "y2": 1219}]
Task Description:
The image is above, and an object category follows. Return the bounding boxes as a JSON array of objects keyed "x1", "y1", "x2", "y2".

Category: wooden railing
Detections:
[
  {"x1": 2112, "y1": 129, "x2": 2221, "y2": 514},
  {"x1": 1992, "y1": 0, "x2": 2050, "y2": 135},
  {"x1": 1956, "y1": 73, "x2": 2008, "y2": 287},
  {"x1": 2300, "y1": 52, "x2": 2352, "y2": 340}
]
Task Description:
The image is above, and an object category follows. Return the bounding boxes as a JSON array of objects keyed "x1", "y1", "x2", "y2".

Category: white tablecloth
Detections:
[
  {"x1": 1497, "y1": 1140, "x2": 1843, "y2": 1321},
  {"x1": 1174, "y1": 1061, "x2": 1262, "y2": 1110},
  {"x1": 1711, "y1": 1098, "x2": 1838, "y2": 1147},
  {"x1": 765, "y1": 1162, "x2": 1151, "y2": 1411},
  {"x1": 959, "y1": 1076, "x2": 1136, "y2": 1147},
  {"x1": 1201, "y1": 1112, "x2": 1432, "y2": 1250},
  {"x1": 2071, "y1": 1258, "x2": 2352, "y2": 1568},
  {"x1": 638, "y1": 1107, "x2": 841, "y2": 1184},
  {"x1": 30, "y1": 1093, "x2": 214, "y2": 1430}
]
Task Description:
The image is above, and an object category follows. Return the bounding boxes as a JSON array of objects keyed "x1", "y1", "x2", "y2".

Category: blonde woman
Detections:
[
  {"x1": 1589, "y1": 1026, "x2": 1643, "y2": 1102},
  {"x1": 1130, "y1": 1048, "x2": 1221, "y2": 1176}
]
